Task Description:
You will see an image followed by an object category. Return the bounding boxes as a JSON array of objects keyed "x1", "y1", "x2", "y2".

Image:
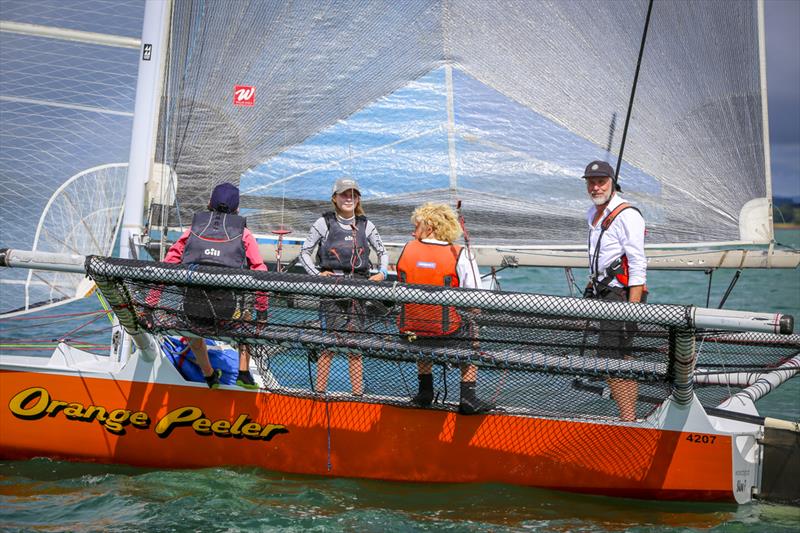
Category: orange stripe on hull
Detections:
[{"x1": 0, "y1": 369, "x2": 733, "y2": 501}]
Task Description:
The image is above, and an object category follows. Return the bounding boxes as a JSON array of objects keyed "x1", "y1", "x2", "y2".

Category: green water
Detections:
[
  {"x1": 1, "y1": 231, "x2": 799, "y2": 531},
  {"x1": 1, "y1": 460, "x2": 799, "y2": 532}
]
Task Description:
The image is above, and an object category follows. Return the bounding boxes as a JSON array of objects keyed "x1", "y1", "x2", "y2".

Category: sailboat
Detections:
[{"x1": 1, "y1": 0, "x2": 799, "y2": 504}]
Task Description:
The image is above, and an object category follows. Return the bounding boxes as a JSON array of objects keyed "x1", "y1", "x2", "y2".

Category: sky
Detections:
[{"x1": 766, "y1": 0, "x2": 800, "y2": 198}]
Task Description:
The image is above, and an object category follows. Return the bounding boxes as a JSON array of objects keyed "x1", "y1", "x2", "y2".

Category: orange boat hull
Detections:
[{"x1": 0, "y1": 368, "x2": 735, "y2": 501}]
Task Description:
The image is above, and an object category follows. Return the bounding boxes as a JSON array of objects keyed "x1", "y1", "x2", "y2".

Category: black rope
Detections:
[
  {"x1": 704, "y1": 268, "x2": 714, "y2": 308},
  {"x1": 718, "y1": 270, "x2": 743, "y2": 309},
  {"x1": 614, "y1": 0, "x2": 654, "y2": 189},
  {"x1": 325, "y1": 400, "x2": 332, "y2": 472},
  {"x1": 307, "y1": 351, "x2": 316, "y2": 390}
]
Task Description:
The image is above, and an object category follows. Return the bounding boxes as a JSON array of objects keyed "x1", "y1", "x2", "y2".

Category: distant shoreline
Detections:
[{"x1": 775, "y1": 223, "x2": 800, "y2": 229}]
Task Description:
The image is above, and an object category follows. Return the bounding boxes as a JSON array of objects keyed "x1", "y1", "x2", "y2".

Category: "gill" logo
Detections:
[
  {"x1": 233, "y1": 85, "x2": 255, "y2": 106},
  {"x1": 204, "y1": 248, "x2": 221, "y2": 256}
]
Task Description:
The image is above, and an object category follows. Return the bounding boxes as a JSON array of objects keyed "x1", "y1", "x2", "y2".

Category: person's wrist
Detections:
[{"x1": 380, "y1": 268, "x2": 388, "y2": 280}]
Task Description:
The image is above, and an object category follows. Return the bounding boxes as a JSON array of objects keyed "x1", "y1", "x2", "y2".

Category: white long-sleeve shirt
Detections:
[
  {"x1": 419, "y1": 238, "x2": 482, "y2": 289},
  {"x1": 586, "y1": 193, "x2": 647, "y2": 288}
]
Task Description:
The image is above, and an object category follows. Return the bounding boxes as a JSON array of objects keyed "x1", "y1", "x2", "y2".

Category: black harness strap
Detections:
[{"x1": 589, "y1": 203, "x2": 641, "y2": 293}]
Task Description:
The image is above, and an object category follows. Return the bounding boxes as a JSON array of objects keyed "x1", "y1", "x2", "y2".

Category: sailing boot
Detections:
[
  {"x1": 458, "y1": 381, "x2": 493, "y2": 415},
  {"x1": 411, "y1": 373, "x2": 434, "y2": 407},
  {"x1": 204, "y1": 368, "x2": 222, "y2": 389},
  {"x1": 236, "y1": 370, "x2": 259, "y2": 390}
]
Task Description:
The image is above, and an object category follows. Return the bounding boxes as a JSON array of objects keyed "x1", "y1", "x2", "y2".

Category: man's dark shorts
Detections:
[{"x1": 596, "y1": 287, "x2": 648, "y2": 359}]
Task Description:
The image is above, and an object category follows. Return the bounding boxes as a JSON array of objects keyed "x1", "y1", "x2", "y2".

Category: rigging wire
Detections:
[
  {"x1": 718, "y1": 269, "x2": 743, "y2": 309},
  {"x1": 456, "y1": 200, "x2": 481, "y2": 288},
  {"x1": 704, "y1": 268, "x2": 714, "y2": 308},
  {"x1": 613, "y1": 0, "x2": 654, "y2": 188}
]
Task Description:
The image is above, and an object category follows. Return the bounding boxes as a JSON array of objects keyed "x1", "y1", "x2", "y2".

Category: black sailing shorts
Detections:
[
  {"x1": 319, "y1": 298, "x2": 366, "y2": 335},
  {"x1": 596, "y1": 287, "x2": 648, "y2": 360},
  {"x1": 182, "y1": 286, "x2": 236, "y2": 329},
  {"x1": 399, "y1": 321, "x2": 478, "y2": 366}
]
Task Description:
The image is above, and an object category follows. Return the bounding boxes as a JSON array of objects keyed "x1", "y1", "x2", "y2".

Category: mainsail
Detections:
[
  {"x1": 0, "y1": 0, "x2": 144, "y2": 315},
  {"x1": 150, "y1": 0, "x2": 780, "y2": 263}
]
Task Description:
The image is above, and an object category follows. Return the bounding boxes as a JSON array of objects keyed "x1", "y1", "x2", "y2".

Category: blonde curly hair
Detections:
[{"x1": 411, "y1": 202, "x2": 462, "y2": 243}]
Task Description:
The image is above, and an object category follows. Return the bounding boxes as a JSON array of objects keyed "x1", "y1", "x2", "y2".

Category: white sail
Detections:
[
  {"x1": 142, "y1": 0, "x2": 794, "y2": 270},
  {"x1": 0, "y1": 0, "x2": 144, "y2": 315}
]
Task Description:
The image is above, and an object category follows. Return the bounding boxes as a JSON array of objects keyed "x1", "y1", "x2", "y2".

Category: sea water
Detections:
[{"x1": 1, "y1": 230, "x2": 799, "y2": 532}]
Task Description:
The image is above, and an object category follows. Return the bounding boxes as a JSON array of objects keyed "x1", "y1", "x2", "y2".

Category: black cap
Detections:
[
  {"x1": 209, "y1": 183, "x2": 239, "y2": 213},
  {"x1": 582, "y1": 160, "x2": 614, "y2": 179},
  {"x1": 582, "y1": 160, "x2": 622, "y2": 192}
]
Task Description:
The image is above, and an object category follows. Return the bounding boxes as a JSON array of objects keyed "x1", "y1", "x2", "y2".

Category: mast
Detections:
[
  {"x1": 757, "y1": 0, "x2": 775, "y2": 249},
  {"x1": 120, "y1": 0, "x2": 172, "y2": 261},
  {"x1": 118, "y1": 0, "x2": 172, "y2": 361}
]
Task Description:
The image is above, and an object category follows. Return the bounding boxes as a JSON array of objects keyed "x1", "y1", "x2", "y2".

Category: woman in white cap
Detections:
[{"x1": 299, "y1": 177, "x2": 389, "y2": 395}]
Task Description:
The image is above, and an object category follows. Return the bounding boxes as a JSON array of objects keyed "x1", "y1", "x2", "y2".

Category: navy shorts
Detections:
[{"x1": 596, "y1": 288, "x2": 647, "y2": 359}]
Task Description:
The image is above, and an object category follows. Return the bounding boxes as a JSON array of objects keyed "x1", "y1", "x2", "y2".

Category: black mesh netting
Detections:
[{"x1": 86, "y1": 256, "x2": 799, "y2": 422}]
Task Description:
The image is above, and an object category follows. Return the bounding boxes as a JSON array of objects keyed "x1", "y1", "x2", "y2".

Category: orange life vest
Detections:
[{"x1": 396, "y1": 240, "x2": 462, "y2": 336}]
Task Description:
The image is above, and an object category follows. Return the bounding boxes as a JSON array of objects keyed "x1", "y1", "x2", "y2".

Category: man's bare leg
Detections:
[
  {"x1": 239, "y1": 344, "x2": 250, "y2": 372},
  {"x1": 609, "y1": 378, "x2": 638, "y2": 422}
]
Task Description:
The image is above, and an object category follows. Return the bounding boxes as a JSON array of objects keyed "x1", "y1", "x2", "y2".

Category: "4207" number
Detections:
[{"x1": 686, "y1": 433, "x2": 717, "y2": 444}]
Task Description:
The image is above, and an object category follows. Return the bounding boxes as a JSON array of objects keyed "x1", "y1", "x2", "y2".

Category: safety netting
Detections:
[{"x1": 86, "y1": 256, "x2": 799, "y2": 422}]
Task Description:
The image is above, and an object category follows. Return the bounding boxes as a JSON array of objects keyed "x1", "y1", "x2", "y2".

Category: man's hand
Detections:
[{"x1": 582, "y1": 284, "x2": 595, "y2": 299}]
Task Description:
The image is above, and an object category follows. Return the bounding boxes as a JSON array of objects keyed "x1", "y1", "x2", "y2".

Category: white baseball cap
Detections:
[{"x1": 333, "y1": 178, "x2": 361, "y2": 195}]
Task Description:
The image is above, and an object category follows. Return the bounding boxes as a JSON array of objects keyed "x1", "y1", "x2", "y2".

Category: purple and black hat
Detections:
[{"x1": 210, "y1": 182, "x2": 240, "y2": 213}]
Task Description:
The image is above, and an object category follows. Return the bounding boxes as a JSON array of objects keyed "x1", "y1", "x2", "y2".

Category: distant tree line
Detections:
[{"x1": 773, "y1": 197, "x2": 800, "y2": 225}]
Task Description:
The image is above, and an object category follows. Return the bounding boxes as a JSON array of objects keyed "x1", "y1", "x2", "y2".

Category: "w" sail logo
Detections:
[{"x1": 233, "y1": 85, "x2": 255, "y2": 106}]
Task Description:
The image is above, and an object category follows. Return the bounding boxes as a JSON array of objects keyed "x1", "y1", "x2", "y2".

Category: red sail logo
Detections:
[{"x1": 233, "y1": 85, "x2": 255, "y2": 106}]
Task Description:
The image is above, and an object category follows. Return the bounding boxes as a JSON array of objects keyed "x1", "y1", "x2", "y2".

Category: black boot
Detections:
[
  {"x1": 459, "y1": 381, "x2": 493, "y2": 415},
  {"x1": 411, "y1": 373, "x2": 434, "y2": 407}
]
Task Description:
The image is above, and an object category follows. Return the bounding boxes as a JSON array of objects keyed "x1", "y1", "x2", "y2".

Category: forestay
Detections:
[{"x1": 153, "y1": 0, "x2": 773, "y2": 253}]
